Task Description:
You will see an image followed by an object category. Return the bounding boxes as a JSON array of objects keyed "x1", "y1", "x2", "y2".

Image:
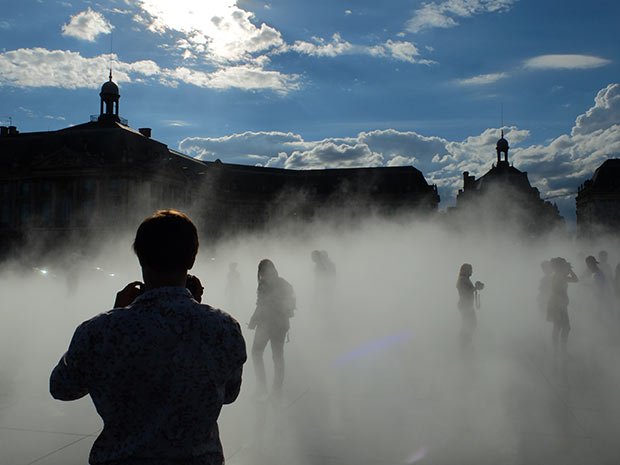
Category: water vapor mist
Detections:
[{"x1": 2, "y1": 214, "x2": 620, "y2": 465}]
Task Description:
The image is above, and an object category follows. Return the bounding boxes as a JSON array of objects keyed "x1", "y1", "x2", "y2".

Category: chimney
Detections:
[
  {"x1": 139, "y1": 127, "x2": 152, "y2": 138},
  {"x1": 0, "y1": 126, "x2": 7, "y2": 137},
  {"x1": 463, "y1": 171, "x2": 475, "y2": 190}
]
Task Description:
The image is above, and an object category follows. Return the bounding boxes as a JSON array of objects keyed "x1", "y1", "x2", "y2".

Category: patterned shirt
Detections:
[{"x1": 50, "y1": 286, "x2": 247, "y2": 465}]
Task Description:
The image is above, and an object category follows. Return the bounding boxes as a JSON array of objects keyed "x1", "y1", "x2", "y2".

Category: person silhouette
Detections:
[
  {"x1": 248, "y1": 259, "x2": 295, "y2": 400},
  {"x1": 225, "y1": 262, "x2": 241, "y2": 312},
  {"x1": 546, "y1": 257, "x2": 578, "y2": 364},
  {"x1": 186, "y1": 274, "x2": 204, "y2": 303},
  {"x1": 50, "y1": 210, "x2": 246, "y2": 465},
  {"x1": 456, "y1": 263, "x2": 484, "y2": 351},
  {"x1": 585, "y1": 255, "x2": 610, "y2": 318}
]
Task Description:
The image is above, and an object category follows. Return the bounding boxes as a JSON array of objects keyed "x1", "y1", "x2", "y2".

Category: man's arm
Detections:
[
  {"x1": 50, "y1": 323, "x2": 91, "y2": 401},
  {"x1": 223, "y1": 320, "x2": 247, "y2": 404},
  {"x1": 223, "y1": 366, "x2": 243, "y2": 405}
]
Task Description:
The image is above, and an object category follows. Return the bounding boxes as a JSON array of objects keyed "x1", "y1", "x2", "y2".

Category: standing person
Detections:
[
  {"x1": 248, "y1": 259, "x2": 295, "y2": 400},
  {"x1": 225, "y1": 262, "x2": 242, "y2": 312},
  {"x1": 597, "y1": 250, "x2": 613, "y2": 282},
  {"x1": 311, "y1": 249, "x2": 337, "y2": 314},
  {"x1": 50, "y1": 210, "x2": 247, "y2": 465},
  {"x1": 546, "y1": 257, "x2": 578, "y2": 362},
  {"x1": 456, "y1": 263, "x2": 484, "y2": 351},
  {"x1": 585, "y1": 255, "x2": 610, "y2": 317},
  {"x1": 186, "y1": 273, "x2": 204, "y2": 303}
]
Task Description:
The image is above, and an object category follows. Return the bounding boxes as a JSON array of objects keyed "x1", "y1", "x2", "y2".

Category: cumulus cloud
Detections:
[
  {"x1": 524, "y1": 54, "x2": 611, "y2": 70},
  {"x1": 0, "y1": 49, "x2": 145, "y2": 89},
  {"x1": 168, "y1": 64, "x2": 299, "y2": 94},
  {"x1": 136, "y1": 1, "x2": 432, "y2": 67},
  {"x1": 456, "y1": 72, "x2": 508, "y2": 86},
  {"x1": 275, "y1": 142, "x2": 386, "y2": 169},
  {"x1": 406, "y1": 0, "x2": 516, "y2": 33},
  {"x1": 62, "y1": 8, "x2": 113, "y2": 41},
  {"x1": 284, "y1": 34, "x2": 433, "y2": 64},
  {"x1": 178, "y1": 84, "x2": 620, "y2": 213},
  {"x1": 572, "y1": 84, "x2": 620, "y2": 135},
  {"x1": 181, "y1": 131, "x2": 307, "y2": 163},
  {"x1": 0, "y1": 48, "x2": 299, "y2": 93},
  {"x1": 134, "y1": 0, "x2": 283, "y2": 63},
  {"x1": 287, "y1": 33, "x2": 354, "y2": 58}
]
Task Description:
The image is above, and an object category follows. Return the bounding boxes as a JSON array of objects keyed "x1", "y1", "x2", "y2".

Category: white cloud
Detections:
[
  {"x1": 387, "y1": 155, "x2": 418, "y2": 166},
  {"x1": 456, "y1": 72, "x2": 508, "y2": 86},
  {"x1": 278, "y1": 142, "x2": 385, "y2": 169},
  {"x1": 181, "y1": 131, "x2": 307, "y2": 163},
  {"x1": 135, "y1": 0, "x2": 284, "y2": 63},
  {"x1": 572, "y1": 84, "x2": 620, "y2": 135},
  {"x1": 406, "y1": 0, "x2": 516, "y2": 33},
  {"x1": 136, "y1": 1, "x2": 432, "y2": 67},
  {"x1": 168, "y1": 64, "x2": 299, "y2": 94},
  {"x1": 0, "y1": 49, "x2": 135, "y2": 89},
  {"x1": 0, "y1": 21, "x2": 10, "y2": 30},
  {"x1": 62, "y1": 8, "x2": 113, "y2": 42},
  {"x1": 177, "y1": 84, "x2": 620, "y2": 215},
  {"x1": 0, "y1": 48, "x2": 299, "y2": 93},
  {"x1": 163, "y1": 119, "x2": 191, "y2": 127},
  {"x1": 285, "y1": 35, "x2": 433, "y2": 64},
  {"x1": 287, "y1": 33, "x2": 354, "y2": 58},
  {"x1": 524, "y1": 54, "x2": 611, "y2": 70}
]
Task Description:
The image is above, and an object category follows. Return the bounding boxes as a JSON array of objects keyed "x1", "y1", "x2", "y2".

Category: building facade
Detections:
[
  {"x1": 451, "y1": 131, "x2": 563, "y2": 235},
  {"x1": 0, "y1": 75, "x2": 440, "y2": 256},
  {"x1": 576, "y1": 158, "x2": 620, "y2": 237}
]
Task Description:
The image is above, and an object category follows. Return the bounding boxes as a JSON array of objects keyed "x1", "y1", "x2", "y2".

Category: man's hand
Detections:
[{"x1": 114, "y1": 281, "x2": 144, "y2": 308}]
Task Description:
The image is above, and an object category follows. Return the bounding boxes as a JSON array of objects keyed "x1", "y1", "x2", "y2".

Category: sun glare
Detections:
[{"x1": 138, "y1": 0, "x2": 265, "y2": 61}]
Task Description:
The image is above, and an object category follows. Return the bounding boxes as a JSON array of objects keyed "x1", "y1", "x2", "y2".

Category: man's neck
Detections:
[{"x1": 142, "y1": 267, "x2": 187, "y2": 291}]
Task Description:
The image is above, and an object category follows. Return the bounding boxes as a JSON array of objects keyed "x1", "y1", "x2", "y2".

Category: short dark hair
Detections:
[{"x1": 133, "y1": 210, "x2": 198, "y2": 272}]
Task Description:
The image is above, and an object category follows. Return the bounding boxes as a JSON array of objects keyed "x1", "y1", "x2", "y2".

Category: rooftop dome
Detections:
[
  {"x1": 99, "y1": 70, "x2": 119, "y2": 98},
  {"x1": 496, "y1": 130, "x2": 509, "y2": 152}
]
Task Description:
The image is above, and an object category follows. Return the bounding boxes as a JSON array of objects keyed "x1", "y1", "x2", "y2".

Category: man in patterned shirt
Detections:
[{"x1": 50, "y1": 210, "x2": 247, "y2": 465}]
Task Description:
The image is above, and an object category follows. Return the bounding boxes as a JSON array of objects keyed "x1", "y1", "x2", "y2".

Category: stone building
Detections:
[
  {"x1": 0, "y1": 74, "x2": 439, "y2": 256},
  {"x1": 0, "y1": 73, "x2": 203, "y2": 256},
  {"x1": 576, "y1": 158, "x2": 620, "y2": 237},
  {"x1": 451, "y1": 131, "x2": 563, "y2": 235}
]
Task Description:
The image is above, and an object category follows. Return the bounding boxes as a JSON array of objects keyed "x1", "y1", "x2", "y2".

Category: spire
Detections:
[{"x1": 109, "y1": 68, "x2": 113, "y2": 81}]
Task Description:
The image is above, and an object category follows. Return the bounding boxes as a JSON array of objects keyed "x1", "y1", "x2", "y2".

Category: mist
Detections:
[{"x1": 2, "y1": 214, "x2": 620, "y2": 465}]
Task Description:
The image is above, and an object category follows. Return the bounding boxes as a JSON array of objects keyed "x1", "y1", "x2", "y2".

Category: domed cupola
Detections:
[
  {"x1": 99, "y1": 69, "x2": 120, "y2": 121},
  {"x1": 496, "y1": 129, "x2": 509, "y2": 164}
]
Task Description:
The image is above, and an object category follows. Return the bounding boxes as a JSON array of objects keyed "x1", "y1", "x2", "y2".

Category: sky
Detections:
[{"x1": 1, "y1": 0, "x2": 619, "y2": 219}]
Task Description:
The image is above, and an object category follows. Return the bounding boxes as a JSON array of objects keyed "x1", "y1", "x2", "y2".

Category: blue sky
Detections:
[{"x1": 1, "y1": 0, "x2": 619, "y2": 218}]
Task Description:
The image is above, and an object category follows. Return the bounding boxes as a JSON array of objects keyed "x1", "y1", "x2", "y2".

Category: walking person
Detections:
[{"x1": 248, "y1": 259, "x2": 295, "y2": 401}]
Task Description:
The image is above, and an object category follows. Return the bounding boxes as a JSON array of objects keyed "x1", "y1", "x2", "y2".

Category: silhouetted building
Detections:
[
  {"x1": 197, "y1": 161, "x2": 439, "y2": 235},
  {"x1": 577, "y1": 159, "x2": 620, "y2": 237},
  {"x1": 0, "y1": 74, "x2": 439, "y2": 255},
  {"x1": 451, "y1": 131, "x2": 563, "y2": 235}
]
